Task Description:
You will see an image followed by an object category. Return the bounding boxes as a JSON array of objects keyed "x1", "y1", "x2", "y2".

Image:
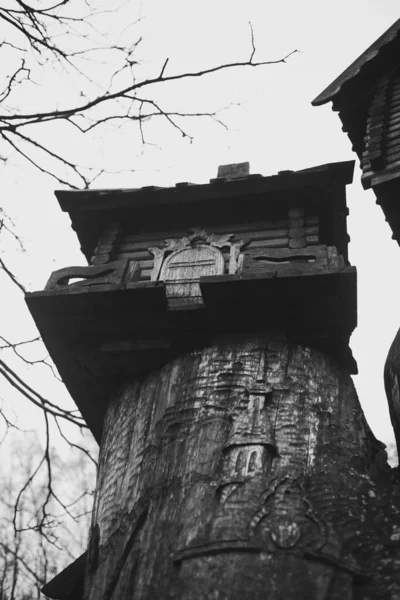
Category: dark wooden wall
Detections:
[{"x1": 97, "y1": 216, "x2": 320, "y2": 281}]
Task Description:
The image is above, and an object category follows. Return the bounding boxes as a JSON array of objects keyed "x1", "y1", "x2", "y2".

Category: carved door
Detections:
[{"x1": 160, "y1": 245, "x2": 224, "y2": 308}]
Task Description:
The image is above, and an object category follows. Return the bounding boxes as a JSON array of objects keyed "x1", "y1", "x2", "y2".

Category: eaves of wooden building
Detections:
[
  {"x1": 313, "y1": 18, "x2": 400, "y2": 241},
  {"x1": 313, "y1": 18, "x2": 400, "y2": 487}
]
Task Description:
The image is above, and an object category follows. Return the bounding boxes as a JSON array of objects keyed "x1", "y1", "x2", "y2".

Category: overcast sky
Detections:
[{"x1": 1, "y1": 0, "x2": 400, "y2": 457}]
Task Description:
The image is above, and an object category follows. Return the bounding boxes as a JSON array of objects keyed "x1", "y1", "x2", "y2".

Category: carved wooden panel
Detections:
[
  {"x1": 146, "y1": 229, "x2": 239, "y2": 308},
  {"x1": 160, "y1": 245, "x2": 224, "y2": 280},
  {"x1": 160, "y1": 244, "x2": 224, "y2": 308}
]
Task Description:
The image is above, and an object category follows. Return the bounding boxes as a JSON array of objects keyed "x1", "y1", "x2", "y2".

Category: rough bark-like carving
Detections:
[
  {"x1": 45, "y1": 259, "x2": 140, "y2": 292},
  {"x1": 85, "y1": 341, "x2": 400, "y2": 600}
]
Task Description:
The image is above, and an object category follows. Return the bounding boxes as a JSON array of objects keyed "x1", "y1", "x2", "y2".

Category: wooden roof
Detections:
[
  {"x1": 55, "y1": 161, "x2": 354, "y2": 262},
  {"x1": 313, "y1": 19, "x2": 400, "y2": 107}
]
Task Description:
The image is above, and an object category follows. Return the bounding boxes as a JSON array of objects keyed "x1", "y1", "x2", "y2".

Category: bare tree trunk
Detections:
[{"x1": 84, "y1": 339, "x2": 399, "y2": 599}]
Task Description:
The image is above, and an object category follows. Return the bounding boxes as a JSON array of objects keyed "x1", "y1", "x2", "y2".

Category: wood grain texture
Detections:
[{"x1": 84, "y1": 340, "x2": 399, "y2": 600}]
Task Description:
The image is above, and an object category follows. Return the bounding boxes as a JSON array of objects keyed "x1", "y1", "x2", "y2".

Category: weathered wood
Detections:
[
  {"x1": 161, "y1": 244, "x2": 225, "y2": 308},
  {"x1": 36, "y1": 160, "x2": 360, "y2": 598},
  {"x1": 119, "y1": 229, "x2": 290, "y2": 253},
  {"x1": 217, "y1": 162, "x2": 250, "y2": 179},
  {"x1": 121, "y1": 221, "x2": 291, "y2": 245},
  {"x1": 240, "y1": 245, "x2": 344, "y2": 277},
  {"x1": 45, "y1": 259, "x2": 140, "y2": 292},
  {"x1": 90, "y1": 255, "x2": 112, "y2": 266},
  {"x1": 289, "y1": 227, "x2": 306, "y2": 238},
  {"x1": 289, "y1": 237, "x2": 306, "y2": 249},
  {"x1": 90, "y1": 222, "x2": 121, "y2": 265},
  {"x1": 85, "y1": 341, "x2": 398, "y2": 600},
  {"x1": 306, "y1": 234, "x2": 319, "y2": 245}
]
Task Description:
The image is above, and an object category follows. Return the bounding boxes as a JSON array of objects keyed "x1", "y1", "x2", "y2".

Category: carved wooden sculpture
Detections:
[
  {"x1": 30, "y1": 161, "x2": 400, "y2": 599},
  {"x1": 83, "y1": 341, "x2": 398, "y2": 600},
  {"x1": 45, "y1": 259, "x2": 140, "y2": 292}
]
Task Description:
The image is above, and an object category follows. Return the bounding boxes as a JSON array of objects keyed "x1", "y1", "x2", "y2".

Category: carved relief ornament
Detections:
[{"x1": 148, "y1": 229, "x2": 245, "y2": 281}]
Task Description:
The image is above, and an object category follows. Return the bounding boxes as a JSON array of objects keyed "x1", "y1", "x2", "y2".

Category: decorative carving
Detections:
[
  {"x1": 249, "y1": 478, "x2": 326, "y2": 552},
  {"x1": 85, "y1": 342, "x2": 389, "y2": 599},
  {"x1": 45, "y1": 259, "x2": 140, "y2": 292},
  {"x1": 148, "y1": 228, "x2": 245, "y2": 282},
  {"x1": 148, "y1": 228, "x2": 246, "y2": 307},
  {"x1": 160, "y1": 244, "x2": 224, "y2": 282},
  {"x1": 241, "y1": 244, "x2": 344, "y2": 276}
]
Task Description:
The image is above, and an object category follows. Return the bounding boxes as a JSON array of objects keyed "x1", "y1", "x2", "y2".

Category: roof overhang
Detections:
[{"x1": 312, "y1": 19, "x2": 400, "y2": 107}]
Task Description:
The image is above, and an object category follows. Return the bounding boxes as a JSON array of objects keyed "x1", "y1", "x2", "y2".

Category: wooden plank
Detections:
[
  {"x1": 387, "y1": 113, "x2": 400, "y2": 126},
  {"x1": 363, "y1": 151, "x2": 400, "y2": 179},
  {"x1": 118, "y1": 228, "x2": 290, "y2": 253},
  {"x1": 288, "y1": 218, "x2": 304, "y2": 228},
  {"x1": 370, "y1": 159, "x2": 400, "y2": 185},
  {"x1": 306, "y1": 235, "x2": 319, "y2": 245},
  {"x1": 365, "y1": 132, "x2": 400, "y2": 149},
  {"x1": 93, "y1": 244, "x2": 114, "y2": 255},
  {"x1": 289, "y1": 227, "x2": 305, "y2": 238},
  {"x1": 363, "y1": 144, "x2": 400, "y2": 160},
  {"x1": 289, "y1": 237, "x2": 306, "y2": 249},
  {"x1": 121, "y1": 220, "x2": 290, "y2": 244},
  {"x1": 305, "y1": 225, "x2": 319, "y2": 236},
  {"x1": 90, "y1": 255, "x2": 112, "y2": 266},
  {"x1": 242, "y1": 245, "x2": 328, "y2": 262},
  {"x1": 245, "y1": 238, "x2": 289, "y2": 249}
]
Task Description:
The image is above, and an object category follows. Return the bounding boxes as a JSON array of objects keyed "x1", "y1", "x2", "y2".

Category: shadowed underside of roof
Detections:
[{"x1": 312, "y1": 19, "x2": 400, "y2": 106}]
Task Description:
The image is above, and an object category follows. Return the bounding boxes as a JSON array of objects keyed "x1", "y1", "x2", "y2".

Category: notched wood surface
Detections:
[{"x1": 84, "y1": 341, "x2": 400, "y2": 600}]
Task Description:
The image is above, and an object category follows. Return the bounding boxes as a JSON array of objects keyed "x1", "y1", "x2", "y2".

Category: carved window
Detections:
[
  {"x1": 235, "y1": 451, "x2": 246, "y2": 476},
  {"x1": 248, "y1": 451, "x2": 258, "y2": 473}
]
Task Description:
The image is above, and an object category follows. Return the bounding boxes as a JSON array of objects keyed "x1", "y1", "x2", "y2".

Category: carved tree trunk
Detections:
[{"x1": 84, "y1": 340, "x2": 400, "y2": 600}]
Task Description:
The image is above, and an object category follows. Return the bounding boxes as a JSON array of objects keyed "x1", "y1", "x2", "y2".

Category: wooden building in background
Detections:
[
  {"x1": 313, "y1": 18, "x2": 400, "y2": 242},
  {"x1": 313, "y1": 18, "x2": 400, "y2": 467},
  {"x1": 29, "y1": 162, "x2": 400, "y2": 599}
]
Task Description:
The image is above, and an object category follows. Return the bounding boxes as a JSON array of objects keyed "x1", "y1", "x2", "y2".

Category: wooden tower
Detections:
[
  {"x1": 313, "y1": 19, "x2": 400, "y2": 463},
  {"x1": 30, "y1": 162, "x2": 400, "y2": 599}
]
